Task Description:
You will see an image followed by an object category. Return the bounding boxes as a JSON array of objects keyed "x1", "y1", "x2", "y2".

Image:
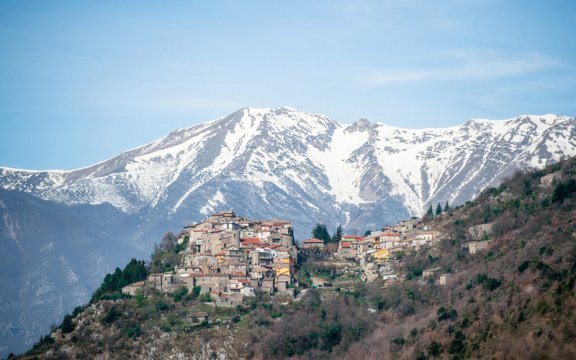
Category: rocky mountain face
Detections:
[
  {"x1": 0, "y1": 190, "x2": 142, "y2": 357},
  {"x1": 1, "y1": 107, "x2": 575, "y2": 356}
]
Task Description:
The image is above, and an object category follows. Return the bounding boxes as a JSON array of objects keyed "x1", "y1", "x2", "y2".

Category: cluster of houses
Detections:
[
  {"x1": 122, "y1": 210, "x2": 297, "y2": 306},
  {"x1": 122, "y1": 208, "x2": 501, "y2": 300},
  {"x1": 301, "y1": 218, "x2": 444, "y2": 281},
  {"x1": 304, "y1": 218, "x2": 442, "y2": 262}
]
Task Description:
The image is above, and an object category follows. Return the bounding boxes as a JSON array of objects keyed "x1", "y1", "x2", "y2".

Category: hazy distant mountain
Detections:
[
  {"x1": 1, "y1": 107, "x2": 575, "y2": 355},
  {"x1": 0, "y1": 189, "x2": 141, "y2": 357}
]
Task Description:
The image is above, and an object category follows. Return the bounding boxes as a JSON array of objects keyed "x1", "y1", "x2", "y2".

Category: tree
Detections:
[
  {"x1": 435, "y1": 203, "x2": 442, "y2": 216},
  {"x1": 444, "y1": 201, "x2": 449, "y2": 212},
  {"x1": 428, "y1": 341, "x2": 442, "y2": 358},
  {"x1": 122, "y1": 259, "x2": 147, "y2": 286},
  {"x1": 160, "y1": 231, "x2": 177, "y2": 251},
  {"x1": 60, "y1": 314, "x2": 75, "y2": 334},
  {"x1": 91, "y1": 258, "x2": 147, "y2": 301},
  {"x1": 426, "y1": 205, "x2": 434, "y2": 218},
  {"x1": 552, "y1": 179, "x2": 576, "y2": 203},
  {"x1": 332, "y1": 225, "x2": 343, "y2": 244},
  {"x1": 150, "y1": 232, "x2": 181, "y2": 273},
  {"x1": 312, "y1": 224, "x2": 331, "y2": 245}
]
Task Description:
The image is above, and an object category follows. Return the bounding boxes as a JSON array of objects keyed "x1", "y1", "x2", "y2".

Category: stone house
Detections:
[
  {"x1": 261, "y1": 277, "x2": 275, "y2": 294},
  {"x1": 121, "y1": 281, "x2": 145, "y2": 296},
  {"x1": 438, "y1": 274, "x2": 450, "y2": 286},
  {"x1": 378, "y1": 231, "x2": 402, "y2": 249},
  {"x1": 147, "y1": 273, "x2": 177, "y2": 292},
  {"x1": 463, "y1": 240, "x2": 490, "y2": 254},
  {"x1": 302, "y1": 237, "x2": 324, "y2": 249},
  {"x1": 338, "y1": 241, "x2": 356, "y2": 259},
  {"x1": 276, "y1": 273, "x2": 291, "y2": 292},
  {"x1": 422, "y1": 267, "x2": 442, "y2": 279}
]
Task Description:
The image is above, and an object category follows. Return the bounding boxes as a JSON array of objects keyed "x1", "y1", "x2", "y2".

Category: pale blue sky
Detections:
[{"x1": 1, "y1": 0, "x2": 575, "y2": 170}]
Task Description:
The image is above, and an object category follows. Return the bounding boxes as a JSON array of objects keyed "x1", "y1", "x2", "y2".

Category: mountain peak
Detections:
[{"x1": 345, "y1": 117, "x2": 375, "y2": 133}]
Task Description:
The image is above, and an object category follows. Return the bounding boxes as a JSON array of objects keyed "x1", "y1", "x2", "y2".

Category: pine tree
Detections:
[
  {"x1": 435, "y1": 202, "x2": 442, "y2": 216},
  {"x1": 444, "y1": 201, "x2": 449, "y2": 212},
  {"x1": 426, "y1": 204, "x2": 434, "y2": 217},
  {"x1": 332, "y1": 225, "x2": 343, "y2": 244}
]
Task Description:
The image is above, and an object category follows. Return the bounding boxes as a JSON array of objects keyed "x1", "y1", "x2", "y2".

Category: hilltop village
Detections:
[
  {"x1": 122, "y1": 210, "x2": 297, "y2": 305},
  {"x1": 120, "y1": 207, "x2": 497, "y2": 304}
]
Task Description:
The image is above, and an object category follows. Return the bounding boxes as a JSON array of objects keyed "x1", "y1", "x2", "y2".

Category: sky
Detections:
[{"x1": 1, "y1": 0, "x2": 575, "y2": 170}]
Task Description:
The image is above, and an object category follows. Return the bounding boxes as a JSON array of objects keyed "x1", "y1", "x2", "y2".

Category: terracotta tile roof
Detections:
[
  {"x1": 240, "y1": 238, "x2": 265, "y2": 246},
  {"x1": 381, "y1": 231, "x2": 400, "y2": 237},
  {"x1": 303, "y1": 237, "x2": 324, "y2": 243},
  {"x1": 342, "y1": 235, "x2": 364, "y2": 240}
]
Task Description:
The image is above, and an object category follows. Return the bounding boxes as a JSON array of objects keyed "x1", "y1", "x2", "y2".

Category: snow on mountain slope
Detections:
[{"x1": 1, "y1": 108, "x2": 575, "y2": 227}]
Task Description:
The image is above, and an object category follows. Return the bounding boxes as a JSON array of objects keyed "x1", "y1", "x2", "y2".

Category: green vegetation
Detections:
[
  {"x1": 552, "y1": 178, "x2": 576, "y2": 203},
  {"x1": 312, "y1": 223, "x2": 331, "y2": 244},
  {"x1": 149, "y1": 231, "x2": 185, "y2": 273},
  {"x1": 435, "y1": 202, "x2": 442, "y2": 216},
  {"x1": 332, "y1": 224, "x2": 343, "y2": 244},
  {"x1": 91, "y1": 258, "x2": 147, "y2": 302}
]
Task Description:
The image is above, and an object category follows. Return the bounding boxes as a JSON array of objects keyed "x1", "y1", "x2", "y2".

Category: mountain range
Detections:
[{"x1": 1, "y1": 106, "x2": 575, "y2": 356}]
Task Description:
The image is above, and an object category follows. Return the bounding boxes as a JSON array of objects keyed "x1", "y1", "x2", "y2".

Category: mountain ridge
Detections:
[{"x1": 2, "y1": 108, "x2": 575, "y2": 220}]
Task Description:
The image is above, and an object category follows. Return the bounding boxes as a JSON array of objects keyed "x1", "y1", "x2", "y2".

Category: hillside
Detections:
[{"x1": 16, "y1": 157, "x2": 576, "y2": 359}]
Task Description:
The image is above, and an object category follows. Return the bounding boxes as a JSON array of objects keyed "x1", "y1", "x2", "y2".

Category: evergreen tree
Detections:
[
  {"x1": 426, "y1": 204, "x2": 434, "y2": 217},
  {"x1": 332, "y1": 225, "x2": 343, "y2": 244},
  {"x1": 552, "y1": 179, "x2": 576, "y2": 203},
  {"x1": 435, "y1": 202, "x2": 442, "y2": 216},
  {"x1": 312, "y1": 223, "x2": 331, "y2": 245},
  {"x1": 444, "y1": 201, "x2": 449, "y2": 212},
  {"x1": 91, "y1": 258, "x2": 148, "y2": 302},
  {"x1": 60, "y1": 314, "x2": 75, "y2": 334}
]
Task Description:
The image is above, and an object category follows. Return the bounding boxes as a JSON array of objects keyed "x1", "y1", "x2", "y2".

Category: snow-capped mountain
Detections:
[
  {"x1": 1, "y1": 107, "x2": 575, "y2": 356},
  {"x1": 2, "y1": 107, "x2": 575, "y2": 234}
]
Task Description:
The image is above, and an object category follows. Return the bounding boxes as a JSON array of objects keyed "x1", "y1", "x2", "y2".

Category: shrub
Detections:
[
  {"x1": 125, "y1": 324, "x2": 142, "y2": 339},
  {"x1": 428, "y1": 341, "x2": 442, "y2": 357},
  {"x1": 437, "y1": 307, "x2": 458, "y2": 322},
  {"x1": 552, "y1": 179, "x2": 576, "y2": 203},
  {"x1": 173, "y1": 286, "x2": 188, "y2": 302},
  {"x1": 448, "y1": 331, "x2": 466, "y2": 356},
  {"x1": 101, "y1": 306, "x2": 120, "y2": 324},
  {"x1": 469, "y1": 273, "x2": 502, "y2": 291},
  {"x1": 155, "y1": 299, "x2": 169, "y2": 312}
]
